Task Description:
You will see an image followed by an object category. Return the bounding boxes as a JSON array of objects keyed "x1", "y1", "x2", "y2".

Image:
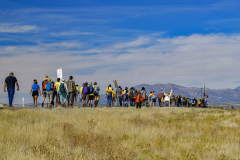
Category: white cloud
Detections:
[
  {"x1": 114, "y1": 36, "x2": 151, "y2": 49},
  {"x1": 50, "y1": 31, "x2": 93, "y2": 36},
  {"x1": 0, "y1": 23, "x2": 39, "y2": 33},
  {"x1": 1, "y1": 33, "x2": 240, "y2": 103}
]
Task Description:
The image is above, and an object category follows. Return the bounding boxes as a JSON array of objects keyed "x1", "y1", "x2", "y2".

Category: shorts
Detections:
[
  {"x1": 152, "y1": 99, "x2": 156, "y2": 102},
  {"x1": 43, "y1": 90, "x2": 47, "y2": 98},
  {"x1": 32, "y1": 91, "x2": 39, "y2": 97},
  {"x1": 69, "y1": 92, "x2": 74, "y2": 102},
  {"x1": 47, "y1": 91, "x2": 53, "y2": 102},
  {"x1": 89, "y1": 95, "x2": 94, "y2": 100},
  {"x1": 94, "y1": 93, "x2": 99, "y2": 96}
]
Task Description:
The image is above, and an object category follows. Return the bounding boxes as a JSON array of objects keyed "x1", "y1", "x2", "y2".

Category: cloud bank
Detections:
[{"x1": 1, "y1": 33, "x2": 240, "y2": 99}]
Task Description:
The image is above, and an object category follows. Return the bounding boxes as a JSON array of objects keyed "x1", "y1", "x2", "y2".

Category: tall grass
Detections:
[{"x1": 0, "y1": 107, "x2": 239, "y2": 159}]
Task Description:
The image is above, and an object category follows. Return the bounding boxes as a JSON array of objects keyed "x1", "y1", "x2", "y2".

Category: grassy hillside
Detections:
[{"x1": 0, "y1": 107, "x2": 239, "y2": 159}]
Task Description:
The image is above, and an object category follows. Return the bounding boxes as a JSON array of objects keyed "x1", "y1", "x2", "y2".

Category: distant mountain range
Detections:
[{"x1": 132, "y1": 83, "x2": 240, "y2": 102}]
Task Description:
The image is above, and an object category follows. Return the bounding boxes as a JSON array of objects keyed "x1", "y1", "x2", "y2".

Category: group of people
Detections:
[
  {"x1": 3, "y1": 72, "x2": 207, "y2": 108},
  {"x1": 105, "y1": 86, "x2": 208, "y2": 108},
  {"x1": 36, "y1": 75, "x2": 101, "y2": 108}
]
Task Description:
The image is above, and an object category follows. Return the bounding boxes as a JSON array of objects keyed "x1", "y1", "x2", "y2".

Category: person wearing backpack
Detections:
[
  {"x1": 41, "y1": 75, "x2": 49, "y2": 107},
  {"x1": 151, "y1": 91, "x2": 156, "y2": 107},
  {"x1": 93, "y1": 82, "x2": 100, "y2": 107},
  {"x1": 46, "y1": 79, "x2": 54, "y2": 107},
  {"x1": 88, "y1": 82, "x2": 95, "y2": 107},
  {"x1": 30, "y1": 79, "x2": 41, "y2": 107},
  {"x1": 106, "y1": 84, "x2": 113, "y2": 107},
  {"x1": 57, "y1": 79, "x2": 68, "y2": 107},
  {"x1": 135, "y1": 91, "x2": 144, "y2": 109},
  {"x1": 82, "y1": 82, "x2": 90, "y2": 107},
  {"x1": 124, "y1": 87, "x2": 129, "y2": 107},
  {"x1": 66, "y1": 76, "x2": 76, "y2": 107},
  {"x1": 140, "y1": 87, "x2": 147, "y2": 107},
  {"x1": 129, "y1": 87, "x2": 135, "y2": 107}
]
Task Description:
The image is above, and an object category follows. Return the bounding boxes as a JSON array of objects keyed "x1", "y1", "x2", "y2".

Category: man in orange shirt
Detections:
[{"x1": 135, "y1": 91, "x2": 143, "y2": 109}]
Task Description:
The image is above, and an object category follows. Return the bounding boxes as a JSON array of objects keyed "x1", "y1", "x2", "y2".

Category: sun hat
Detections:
[
  {"x1": 43, "y1": 75, "x2": 48, "y2": 80},
  {"x1": 61, "y1": 79, "x2": 65, "y2": 82}
]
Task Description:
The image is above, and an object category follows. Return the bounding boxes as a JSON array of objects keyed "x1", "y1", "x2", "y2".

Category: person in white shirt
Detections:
[{"x1": 165, "y1": 95, "x2": 170, "y2": 106}]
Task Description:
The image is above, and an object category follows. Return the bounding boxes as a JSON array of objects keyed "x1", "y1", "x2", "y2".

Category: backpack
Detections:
[
  {"x1": 152, "y1": 94, "x2": 156, "y2": 100},
  {"x1": 94, "y1": 85, "x2": 100, "y2": 94},
  {"x1": 46, "y1": 82, "x2": 52, "y2": 91},
  {"x1": 125, "y1": 92, "x2": 129, "y2": 99},
  {"x1": 42, "y1": 80, "x2": 48, "y2": 90},
  {"x1": 141, "y1": 90, "x2": 146, "y2": 99},
  {"x1": 89, "y1": 86, "x2": 94, "y2": 93},
  {"x1": 59, "y1": 83, "x2": 65, "y2": 93},
  {"x1": 83, "y1": 86, "x2": 89, "y2": 94},
  {"x1": 129, "y1": 91, "x2": 134, "y2": 98},
  {"x1": 67, "y1": 80, "x2": 75, "y2": 92}
]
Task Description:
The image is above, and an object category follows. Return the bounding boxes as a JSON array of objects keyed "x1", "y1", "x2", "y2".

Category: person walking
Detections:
[
  {"x1": 53, "y1": 78, "x2": 61, "y2": 106},
  {"x1": 140, "y1": 87, "x2": 147, "y2": 107},
  {"x1": 151, "y1": 91, "x2": 156, "y2": 106},
  {"x1": 46, "y1": 79, "x2": 54, "y2": 107},
  {"x1": 80, "y1": 83, "x2": 85, "y2": 107},
  {"x1": 135, "y1": 91, "x2": 144, "y2": 109},
  {"x1": 30, "y1": 79, "x2": 41, "y2": 107},
  {"x1": 41, "y1": 75, "x2": 49, "y2": 107},
  {"x1": 112, "y1": 89, "x2": 116, "y2": 107},
  {"x1": 157, "y1": 93, "x2": 164, "y2": 107},
  {"x1": 123, "y1": 87, "x2": 129, "y2": 107},
  {"x1": 116, "y1": 86, "x2": 122, "y2": 107},
  {"x1": 93, "y1": 82, "x2": 100, "y2": 107},
  {"x1": 57, "y1": 79, "x2": 68, "y2": 107},
  {"x1": 3, "y1": 72, "x2": 19, "y2": 107},
  {"x1": 106, "y1": 84, "x2": 113, "y2": 107},
  {"x1": 82, "y1": 82, "x2": 90, "y2": 107},
  {"x1": 88, "y1": 82, "x2": 95, "y2": 107},
  {"x1": 66, "y1": 76, "x2": 76, "y2": 107},
  {"x1": 74, "y1": 84, "x2": 79, "y2": 105},
  {"x1": 129, "y1": 87, "x2": 135, "y2": 106}
]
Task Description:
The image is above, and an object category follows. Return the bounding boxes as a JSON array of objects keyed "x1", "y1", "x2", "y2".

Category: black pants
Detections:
[{"x1": 136, "y1": 103, "x2": 141, "y2": 109}]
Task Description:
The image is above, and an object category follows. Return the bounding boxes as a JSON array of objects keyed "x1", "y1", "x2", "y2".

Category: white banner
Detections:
[{"x1": 57, "y1": 68, "x2": 63, "y2": 79}]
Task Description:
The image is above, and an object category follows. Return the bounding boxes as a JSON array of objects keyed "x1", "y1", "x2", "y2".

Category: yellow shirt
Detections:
[
  {"x1": 106, "y1": 87, "x2": 113, "y2": 94},
  {"x1": 54, "y1": 82, "x2": 61, "y2": 91},
  {"x1": 76, "y1": 86, "x2": 79, "y2": 93},
  {"x1": 112, "y1": 90, "x2": 116, "y2": 98},
  {"x1": 80, "y1": 87, "x2": 83, "y2": 93}
]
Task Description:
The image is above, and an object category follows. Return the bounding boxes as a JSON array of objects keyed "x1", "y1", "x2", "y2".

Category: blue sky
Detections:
[{"x1": 1, "y1": 0, "x2": 240, "y2": 103}]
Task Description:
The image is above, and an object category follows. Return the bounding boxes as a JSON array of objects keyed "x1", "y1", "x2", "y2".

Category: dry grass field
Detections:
[{"x1": 0, "y1": 107, "x2": 239, "y2": 160}]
